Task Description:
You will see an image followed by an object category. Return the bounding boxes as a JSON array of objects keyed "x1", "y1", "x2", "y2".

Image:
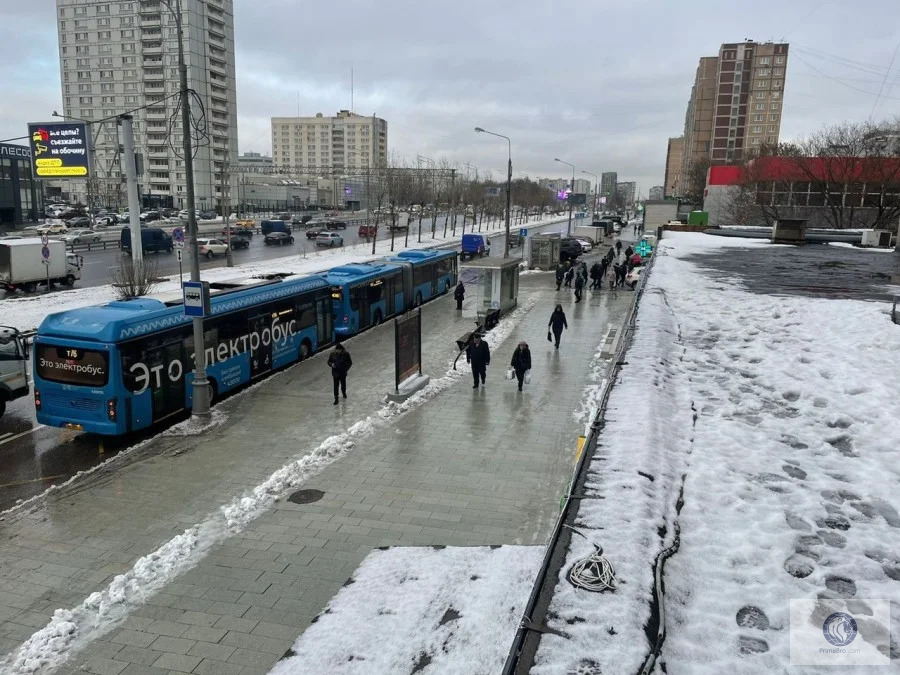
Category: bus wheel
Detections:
[
  {"x1": 64, "y1": 275, "x2": 75, "y2": 287},
  {"x1": 208, "y1": 379, "x2": 219, "y2": 405},
  {"x1": 23, "y1": 283, "x2": 36, "y2": 293},
  {"x1": 373, "y1": 310, "x2": 383, "y2": 326},
  {"x1": 0, "y1": 399, "x2": 6, "y2": 418},
  {"x1": 299, "y1": 340, "x2": 312, "y2": 360},
  {"x1": 414, "y1": 292, "x2": 423, "y2": 307}
]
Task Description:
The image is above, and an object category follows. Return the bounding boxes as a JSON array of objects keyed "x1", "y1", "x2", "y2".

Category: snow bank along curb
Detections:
[
  {"x1": 0, "y1": 298, "x2": 536, "y2": 674},
  {"x1": 532, "y1": 231, "x2": 900, "y2": 674},
  {"x1": 271, "y1": 546, "x2": 543, "y2": 675}
]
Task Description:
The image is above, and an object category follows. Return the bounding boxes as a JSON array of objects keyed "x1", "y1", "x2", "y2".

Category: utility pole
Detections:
[
  {"x1": 120, "y1": 115, "x2": 143, "y2": 265},
  {"x1": 169, "y1": 0, "x2": 210, "y2": 419},
  {"x1": 223, "y1": 151, "x2": 232, "y2": 267}
]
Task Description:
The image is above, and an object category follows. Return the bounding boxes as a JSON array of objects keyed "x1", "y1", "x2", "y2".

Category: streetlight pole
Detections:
[
  {"x1": 474, "y1": 127, "x2": 512, "y2": 258},
  {"x1": 163, "y1": 0, "x2": 210, "y2": 419},
  {"x1": 582, "y1": 170, "x2": 598, "y2": 218},
  {"x1": 555, "y1": 158, "x2": 575, "y2": 236}
]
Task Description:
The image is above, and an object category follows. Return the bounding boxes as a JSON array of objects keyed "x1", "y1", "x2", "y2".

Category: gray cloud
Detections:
[{"x1": 3, "y1": 1, "x2": 899, "y2": 197}]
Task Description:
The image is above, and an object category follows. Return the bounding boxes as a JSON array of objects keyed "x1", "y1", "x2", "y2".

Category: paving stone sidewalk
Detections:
[{"x1": 0, "y1": 257, "x2": 633, "y2": 675}]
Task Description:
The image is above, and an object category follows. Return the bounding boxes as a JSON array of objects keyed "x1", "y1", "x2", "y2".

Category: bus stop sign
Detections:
[{"x1": 182, "y1": 280, "x2": 210, "y2": 318}]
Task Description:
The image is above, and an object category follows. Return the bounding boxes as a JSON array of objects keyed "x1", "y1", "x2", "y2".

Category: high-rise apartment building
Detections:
[
  {"x1": 649, "y1": 186, "x2": 664, "y2": 200},
  {"x1": 271, "y1": 111, "x2": 387, "y2": 174},
  {"x1": 664, "y1": 136, "x2": 684, "y2": 197},
  {"x1": 616, "y1": 181, "x2": 636, "y2": 206},
  {"x1": 55, "y1": 0, "x2": 239, "y2": 210},
  {"x1": 681, "y1": 41, "x2": 789, "y2": 183},
  {"x1": 600, "y1": 172, "x2": 617, "y2": 206}
]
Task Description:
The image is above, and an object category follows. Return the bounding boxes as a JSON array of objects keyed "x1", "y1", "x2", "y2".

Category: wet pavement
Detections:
[{"x1": 686, "y1": 242, "x2": 900, "y2": 302}]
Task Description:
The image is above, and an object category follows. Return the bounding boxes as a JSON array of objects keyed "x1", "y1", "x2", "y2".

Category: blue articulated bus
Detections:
[
  {"x1": 33, "y1": 275, "x2": 333, "y2": 435},
  {"x1": 324, "y1": 263, "x2": 406, "y2": 338},
  {"x1": 389, "y1": 249, "x2": 458, "y2": 306}
]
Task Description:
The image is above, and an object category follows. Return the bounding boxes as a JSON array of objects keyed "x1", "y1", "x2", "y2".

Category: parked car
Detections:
[
  {"x1": 625, "y1": 265, "x2": 645, "y2": 290},
  {"x1": 198, "y1": 210, "x2": 217, "y2": 220},
  {"x1": 574, "y1": 238, "x2": 593, "y2": 253},
  {"x1": 139, "y1": 211, "x2": 161, "y2": 223},
  {"x1": 59, "y1": 229, "x2": 101, "y2": 245},
  {"x1": 276, "y1": 213, "x2": 291, "y2": 221},
  {"x1": 230, "y1": 236, "x2": 250, "y2": 250},
  {"x1": 36, "y1": 223, "x2": 68, "y2": 235},
  {"x1": 305, "y1": 229, "x2": 322, "y2": 239},
  {"x1": 559, "y1": 238, "x2": 583, "y2": 262},
  {"x1": 325, "y1": 219, "x2": 348, "y2": 230},
  {"x1": 197, "y1": 238, "x2": 228, "y2": 258},
  {"x1": 264, "y1": 232, "x2": 295, "y2": 246},
  {"x1": 358, "y1": 224, "x2": 378, "y2": 237},
  {"x1": 292, "y1": 214, "x2": 314, "y2": 226},
  {"x1": 461, "y1": 233, "x2": 487, "y2": 260},
  {"x1": 316, "y1": 232, "x2": 343, "y2": 247},
  {"x1": 222, "y1": 226, "x2": 252, "y2": 239},
  {"x1": 95, "y1": 214, "x2": 119, "y2": 227}
]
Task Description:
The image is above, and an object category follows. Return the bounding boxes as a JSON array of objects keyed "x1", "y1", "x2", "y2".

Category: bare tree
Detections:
[
  {"x1": 112, "y1": 255, "x2": 160, "y2": 300},
  {"x1": 681, "y1": 158, "x2": 711, "y2": 204}
]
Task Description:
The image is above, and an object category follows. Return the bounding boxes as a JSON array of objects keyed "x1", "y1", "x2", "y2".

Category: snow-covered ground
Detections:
[
  {"x1": 271, "y1": 546, "x2": 542, "y2": 675},
  {"x1": 2, "y1": 216, "x2": 570, "y2": 333},
  {"x1": 532, "y1": 232, "x2": 899, "y2": 674}
]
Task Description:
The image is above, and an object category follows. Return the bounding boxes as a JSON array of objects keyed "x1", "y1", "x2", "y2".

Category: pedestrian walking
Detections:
[
  {"x1": 580, "y1": 261, "x2": 589, "y2": 283},
  {"x1": 466, "y1": 333, "x2": 491, "y2": 388},
  {"x1": 454, "y1": 281, "x2": 465, "y2": 310},
  {"x1": 615, "y1": 240, "x2": 623, "y2": 258},
  {"x1": 617, "y1": 263, "x2": 628, "y2": 288},
  {"x1": 574, "y1": 273, "x2": 585, "y2": 302},
  {"x1": 327, "y1": 343, "x2": 352, "y2": 405},
  {"x1": 564, "y1": 265, "x2": 575, "y2": 288},
  {"x1": 624, "y1": 245, "x2": 634, "y2": 260},
  {"x1": 509, "y1": 341, "x2": 532, "y2": 392},
  {"x1": 548, "y1": 304, "x2": 568, "y2": 348},
  {"x1": 610, "y1": 263, "x2": 620, "y2": 289},
  {"x1": 555, "y1": 264, "x2": 565, "y2": 291},
  {"x1": 589, "y1": 262, "x2": 601, "y2": 289}
]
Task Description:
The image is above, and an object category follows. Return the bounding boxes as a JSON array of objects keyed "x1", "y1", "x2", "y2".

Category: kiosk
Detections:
[{"x1": 460, "y1": 257, "x2": 521, "y2": 326}]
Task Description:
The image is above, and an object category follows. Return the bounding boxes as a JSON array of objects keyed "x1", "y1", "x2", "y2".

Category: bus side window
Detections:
[
  {"x1": 349, "y1": 286, "x2": 361, "y2": 312},
  {"x1": 367, "y1": 284, "x2": 383, "y2": 303},
  {"x1": 120, "y1": 349, "x2": 140, "y2": 392}
]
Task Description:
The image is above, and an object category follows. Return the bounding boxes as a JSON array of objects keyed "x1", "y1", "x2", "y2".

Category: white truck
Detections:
[
  {"x1": 0, "y1": 238, "x2": 83, "y2": 293},
  {"x1": 0, "y1": 326, "x2": 29, "y2": 417},
  {"x1": 642, "y1": 201, "x2": 679, "y2": 233}
]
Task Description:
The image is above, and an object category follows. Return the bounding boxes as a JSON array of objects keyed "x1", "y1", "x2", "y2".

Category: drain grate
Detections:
[{"x1": 287, "y1": 489, "x2": 324, "y2": 504}]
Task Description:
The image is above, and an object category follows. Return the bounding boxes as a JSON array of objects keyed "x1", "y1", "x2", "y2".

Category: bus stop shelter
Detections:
[{"x1": 460, "y1": 257, "x2": 521, "y2": 326}]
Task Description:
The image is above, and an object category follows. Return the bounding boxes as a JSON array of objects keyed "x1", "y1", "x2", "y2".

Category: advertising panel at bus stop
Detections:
[
  {"x1": 27, "y1": 121, "x2": 91, "y2": 179},
  {"x1": 395, "y1": 309, "x2": 422, "y2": 390}
]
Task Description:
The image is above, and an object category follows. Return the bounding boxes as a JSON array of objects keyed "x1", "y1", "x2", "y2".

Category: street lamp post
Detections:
[
  {"x1": 474, "y1": 127, "x2": 512, "y2": 257},
  {"x1": 555, "y1": 158, "x2": 575, "y2": 236},
  {"x1": 582, "y1": 170, "x2": 598, "y2": 218},
  {"x1": 163, "y1": 0, "x2": 210, "y2": 419}
]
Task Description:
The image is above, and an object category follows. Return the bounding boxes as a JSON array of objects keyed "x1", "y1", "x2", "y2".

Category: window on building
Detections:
[
  {"x1": 754, "y1": 114, "x2": 763, "y2": 122},
  {"x1": 751, "y1": 138, "x2": 762, "y2": 145},
  {"x1": 773, "y1": 80, "x2": 782, "y2": 89},
  {"x1": 121, "y1": 29, "x2": 134, "y2": 38},
  {"x1": 75, "y1": 32, "x2": 88, "y2": 41},
  {"x1": 768, "y1": 125, "x2": 777, "y2": 133},
  {"x1": 755, "y1": 103, "x2": 765, "y2": 111},
  {"x1": 75, "y1": 45, "x2": 89, "y2": 54},
  {"x1": 752, "y1": 125, "x2": 762, "y2": 133},
  {"x1": 59, "y1": 7, "x2": 65, "y2": 16},
  {"x1": 100, "y1": 70, "x2": 113, "y2": 79},
  {"x1": 121, "y1": 16, "x2": 134, "y2": 26},
  {"x1": 757, "y1": 68, "x2": 770, "y2": 77},
  {"x1": 767, "y1": 136, "x2": 777, "y2": 144},
  {"x1": 759, "y1": 56, "x2": 770, "y2": 65},
  {"x1": 79, "y1": 96, "x2": 93, "y2": 104},
  {"x1": 122, "y1": 56, "x2": 135, "y2": 64},
  {"x1": 78, "y1": 84, "x2": 91, "y2": 93},
  {"x1": 772, "y1": 90, "x2": 780, "y2": 99},
  {"x1": 771, "y1": 102, "x2": 780, "y2": 110},
  {"x1": 98, "y1": 18, "x2": 110, "y2": 26},
  {"x1": 774, "y1": 68, "x2": 783, "y2": 76},
  {"x1": 77, "y1": 71, "x2": 90, "y2": 80},
  {"x1": 98, "y1": 31, "x2": 111, "y2": 39},
  {"x1": 100, "y1": 83, "x2": 113, "y2": 92},
  {"x1": 121, "y1": 43, "x2": 133, "y2": 52},
  {"x1": 756, "y1": 80, "x2": 769, "y2": 89},
  {"x1": 756, "y1": 92, "x2": 766, "y2": 99},
  {"x1": 775, "y1": 56, "x2": 785, "y2": 65},
  {"x1": 770, "y1": 114, "x2": 779, "y2": 122}
]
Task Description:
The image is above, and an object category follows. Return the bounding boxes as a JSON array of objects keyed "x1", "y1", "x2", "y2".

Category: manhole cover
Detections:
[{"x1": 287, "y1": 489, "x2": 324, "y2": 504}]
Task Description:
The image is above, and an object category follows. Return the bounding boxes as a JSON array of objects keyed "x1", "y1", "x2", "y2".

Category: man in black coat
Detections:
[
  {"x1": 327, "y1": 343, "x2": 352, "y2": 404},
  {"x1": 555, "y1": 264, "x2": 565, "y2": 291},
  {"x1": 454, "y1": 281, "x2": 465, "y2": 310},
  {"x1": 466, "y1": 333, "x2": 491, "y2": 388}
]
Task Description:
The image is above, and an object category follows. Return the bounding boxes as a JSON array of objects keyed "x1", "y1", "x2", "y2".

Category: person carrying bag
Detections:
[{"x1": 510, "y1": 341, "x2": 532, "y2": 392}]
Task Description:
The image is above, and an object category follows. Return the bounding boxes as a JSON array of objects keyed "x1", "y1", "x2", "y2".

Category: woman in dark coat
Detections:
[
  {"x1": 453, "y1": 281, "x2": 465, "y2": 310},
  {"x1": 510, "y1": 341, "x2": 532, "y2": 392},
  {"x1": 548, "y1": 304, "x2": 568, "y2": 349}
]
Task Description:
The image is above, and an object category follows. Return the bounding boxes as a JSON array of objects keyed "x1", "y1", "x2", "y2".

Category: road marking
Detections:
[
  {"x1": 0, "y1": 474, "x2": 66, "y2": 489},
  {"x1": 0, "y1": 425, "x2": 46, "y2": 447},
  {"x1": 0, "y1": 432, "x2": 12, "y2": 441}
]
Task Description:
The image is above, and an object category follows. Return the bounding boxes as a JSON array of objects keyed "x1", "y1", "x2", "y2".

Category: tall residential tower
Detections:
[{"x1": 55, "y1": 0, "x2": 239, "y2": 210}]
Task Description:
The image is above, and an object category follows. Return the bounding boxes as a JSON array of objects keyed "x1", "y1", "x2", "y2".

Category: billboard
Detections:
[
  {"x1": 395, "y1": 309, "x2": 422, "y2": 388},
  {"x1": 484, "y1": 187, "x2": 502, "y2": 197},
  {"x1": 567, "y1": 193, "x2": 587, "y2": 205},
  {"x1": 27, "y1": 121, "x2": 91, "y2": 178}
]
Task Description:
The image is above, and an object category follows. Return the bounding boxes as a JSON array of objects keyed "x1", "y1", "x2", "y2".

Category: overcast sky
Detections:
[{"x1": 2, "y1": 0, "x2": 899, "y2": 196}]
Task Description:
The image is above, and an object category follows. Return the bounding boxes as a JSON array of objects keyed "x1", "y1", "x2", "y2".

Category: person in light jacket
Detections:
[
  {"x1": 548, "y1": 304, "x2": 568, "y2": 349},
  {"x1": 510, "y1": 342, "x2": 532, "y2": 392}
]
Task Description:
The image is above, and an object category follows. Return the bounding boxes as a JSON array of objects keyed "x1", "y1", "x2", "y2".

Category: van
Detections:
[
  {"x1": 559, "y1": 238, "x2": 583, "y2": 262},
  {"x1": 260, "y1": 219, "x2": 290, "y2": 235},
  {"x1": 120, "y1": 227, "x2": 173, "y2": 253},
  {"x1": 461, "y1": 233, "x2": 487, "y2": 260}
]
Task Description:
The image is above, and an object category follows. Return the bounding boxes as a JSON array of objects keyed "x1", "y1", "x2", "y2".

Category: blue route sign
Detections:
[
  {"x1": 519, "y1": 228, "x2": 527, "y2": 238},
  {"x1": 182, "y1": 281, "x2": 210, "y2": 318}
]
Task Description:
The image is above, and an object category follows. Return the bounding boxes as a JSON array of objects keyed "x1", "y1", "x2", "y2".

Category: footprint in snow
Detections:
[
  {"x1": 845, "y1": 386, "x2": 869, "y2": 395},
  {"x1": 736, "y1": 605, "x2": 770, "y2": 630},
  {"x1": 825, "y1": 575, "x2": 857, "y2": 598},
  {"x1": 566, "y1": 659, "x2": 603, "y2": 675},
  {"x1": 785, "y1": 513, "x2": 812, "y2": 531},
  {"x1": 818, "y1": 530, "x2": 846, "y2": 548},
  {"x1": 782, "y1": 390, "x2": 801, "y2": 402},
  {"x1": 782, "y1": 464, "x2": 807, "y2": 480},
  {"x1": 813, "y1": 397, "x2": 828, "y2": 408},
  {"x1": 826, "y1": 416, "x2": 853, "y2": 430},
  {"x1": 738, "y1": 635, "x2": 769, "y2": 655},
  {"x1": 785, "y1": 553, "x2": 816, "y2": 578}
]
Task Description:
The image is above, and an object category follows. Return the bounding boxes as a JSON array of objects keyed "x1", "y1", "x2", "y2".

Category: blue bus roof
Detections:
[
  {"x1": 324, "y1": 263, "x2": 402, "y2": 283},
  {"x1": 38, "y1": 275, "x2": 330, "y2": 344},
  {"x1": 390, "y1": 249, "x2": 457, "y2": 264}
]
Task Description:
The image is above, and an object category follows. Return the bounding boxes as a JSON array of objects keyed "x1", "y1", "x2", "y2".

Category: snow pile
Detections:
[
  {"x1": 532, "y1": 231, "x2": 900, "y2": 674},
  {"x1": 162, "y1": 408, "x2": 228, "y2": 437},
  {"x1": 270, "y1": 546, "x2": 543, "y2": 675},
  {"x1": 1, "y1": 296, "x2": 537, "y2": 674}
]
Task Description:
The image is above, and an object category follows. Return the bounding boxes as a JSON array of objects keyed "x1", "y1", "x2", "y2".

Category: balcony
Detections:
[
  {"x1": 145, "y1": 108, "x2": 167, "y2": 120},
  {"x1": 140, "y1": 2, "x2": 162, "y2": 13},
  {"x1": 142, "y1": 42, "x2": 163, "y2": 54},
  {"x1": 140, "y1": 14, "x2": 161, "y2": 27},
  {"x1": 144, "y1": 68, "x2": 165, "y2": 80},
  {"x1": 147, "y1": 149, "x2": 169, "y2": 159}
]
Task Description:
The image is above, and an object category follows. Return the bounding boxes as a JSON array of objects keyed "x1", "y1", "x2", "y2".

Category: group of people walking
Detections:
[{"x1": 555, "y1": 241, "x2": 642, "y2": 294}]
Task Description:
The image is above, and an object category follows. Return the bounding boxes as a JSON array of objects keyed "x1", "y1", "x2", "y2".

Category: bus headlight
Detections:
[
  {"x1": 107, "y1": 398, "x2": 117, "y2": 421},
  {"x1": 34, "y1": 390, "x2": 41, "y2": 411}
]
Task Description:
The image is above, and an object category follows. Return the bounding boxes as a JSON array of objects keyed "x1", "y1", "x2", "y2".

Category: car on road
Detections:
[
  {"x1": 358, "y1": 224, "x2": 378, "y2": 237},
  {"x1": 625, "y1": 265, "x2": 644, "y2": 290},
  {"x1": 234, "y1": 218, "x2": 256, "y2": 230},
  {"x1": 37, "y1": 223, "x2": 68, "y2": 235},
  {"x1": 230, "y1": 236, "x2": 250, "y2": 250},
  {"x1": 305, "y1": 229, "x2": 322, "y2": 239},
  {"x1": 574, "y1": 238, "x2": 593, "y2": 253},
  {"x1": 197, "y1": 238, "x2": 228, "y2": 258},
  {"x1": 139, "y1": 211, "x2": 161, "y2": 223},
  {"x1": 316, "y1": 232, "x2": 343, "y2": 247},
  {"x1": 59, "y1": 229, "x2": 101, "y2": 245},
  {"x1": 264, "y1": 231, "x2": 295, "y2": 246},
  {"x1": 292, "y1": 214, "x2": 314, "y2": 226},
  {"x1": 94, "y1": 214, "x2": 119, "y2": 227},
  {"x1": 461, "y1": 233, "x2": 487, "y2": 260},
  {"x1": 198, "y1": 210, "x2": 217, "y2": 220},
  {"x1": 222, "y1": 226, "x2": 253, "y2": 239},
  {"x1": 66, "y1": 216, "x2": 93, "y2": 229},
  {"x1": 325, "y1": 219, "x2": 348, "y2": 230}
]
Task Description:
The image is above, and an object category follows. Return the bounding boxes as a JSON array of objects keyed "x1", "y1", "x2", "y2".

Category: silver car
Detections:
[{"x1": 316, "y1": 232, "x2": 343, "y2": 247}]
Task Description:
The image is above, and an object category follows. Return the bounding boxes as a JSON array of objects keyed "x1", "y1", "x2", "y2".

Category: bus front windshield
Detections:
[{"x1": 36, "y1": 344, "x2": 110, "y2": 387}]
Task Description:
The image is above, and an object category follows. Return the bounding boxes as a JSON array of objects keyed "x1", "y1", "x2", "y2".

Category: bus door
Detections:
[
  {"x1": 145, "y1": 340, "x2": 185, "y2": 421},
  {"x1": 249, "y1": 313, "x2": 272, "y2": 377},
  {"x1": 351, "y1": 284, "x2": 371, "y2": 331},
  {"x1": 316, "y1": 296, "x2": 333, "y2": 346}
]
